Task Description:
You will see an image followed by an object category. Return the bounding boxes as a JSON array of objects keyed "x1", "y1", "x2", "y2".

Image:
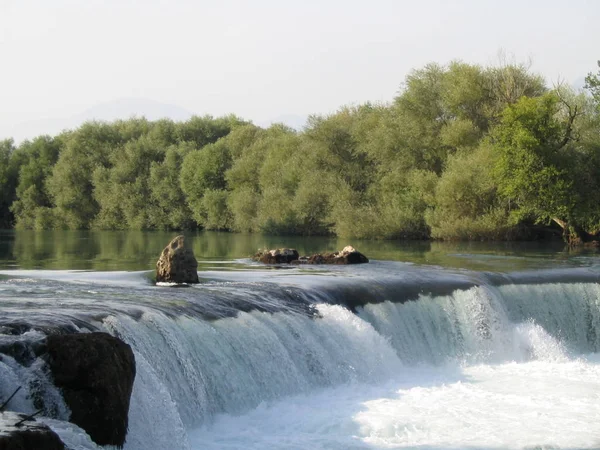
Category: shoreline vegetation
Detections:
[{"x1": 1, "y1": 60, "x2": 599, "y2": 244}]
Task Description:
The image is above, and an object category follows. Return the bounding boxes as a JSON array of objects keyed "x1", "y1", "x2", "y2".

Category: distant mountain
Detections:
[
  {"x1": 77, "y1": 98, "x2": 193, "y2": 123},
  {"x1": 5, "y1": 98, "x2": 193, "y2": 143},
  {"x1": 4, "y1": 99, "x2": 310, "y2": 144}
]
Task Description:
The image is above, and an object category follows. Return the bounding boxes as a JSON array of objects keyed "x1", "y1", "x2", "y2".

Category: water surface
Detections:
[{"x1": 1, "y1": 230, "x2": 596, "y2": 272}]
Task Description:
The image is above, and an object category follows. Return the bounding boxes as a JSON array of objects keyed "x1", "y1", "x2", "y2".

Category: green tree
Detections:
[
  {"x1": 225, "y1": 125, "x2": 293, "y2": 232},
  {"x1": 426, "y1": 144, "x2": 512, "y2": 240},
  {"x1": 493, "y1": 91, "x2": 598, "y2": 243},
  {"x1": 93, "y1": 135, "x2": 166, "y2": 229},
  {"x1": 10, "y1": 136, "x2": 62, "y2": 229},
  {"x1": 148, "y1": 143, "x2": 195, "y2": 230},
  {"x1": 48, "y1": 122, "x2": 122, "y2": 229},
  {"x1": 585, "y1": 60, "x2": 600, "y2": 109},
  {"x1": 180, "y1": 139, "x2": 232, "y2": 228},
  {"x1": 176, "y1": 115, "x2": 246, "y2": 148},
  {"x1": 0, "y1": 140, "x2": 18, "y2": 228}
]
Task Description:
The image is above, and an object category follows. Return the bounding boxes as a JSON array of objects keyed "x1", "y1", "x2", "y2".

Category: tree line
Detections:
[{"x1": 1, "y1": 60, "x2": 599, "y2": 243}]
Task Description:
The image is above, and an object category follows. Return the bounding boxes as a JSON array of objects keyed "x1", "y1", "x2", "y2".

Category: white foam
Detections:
[{"x1": 190, "y1": 358, "x2": 600, "y2": 449}]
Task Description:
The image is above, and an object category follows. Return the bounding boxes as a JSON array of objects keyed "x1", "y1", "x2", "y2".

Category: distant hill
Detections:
[
  {"x1": 5, "y1": 99, "x2": 309, "y2": 143},
  {"x1": 78, "y1": 98, "x2": 193, "y2": 122},
  {"x1": 5, "y1": 98, "x2": 193, "y2": 143}
]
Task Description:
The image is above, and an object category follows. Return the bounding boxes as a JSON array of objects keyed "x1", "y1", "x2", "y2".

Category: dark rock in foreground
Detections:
[
  {"x1": 45, "y1": 332, "x2": 135, "y2": 447},
  {"x1": 0, "y1": 411, "x2": 65, "y2": 450},
  {"x1": 254, "y1": 246, "x2": 369, "y2": 265},
  {"x1": 156, "y1": 235, "x2": 199, "y2": 284}
]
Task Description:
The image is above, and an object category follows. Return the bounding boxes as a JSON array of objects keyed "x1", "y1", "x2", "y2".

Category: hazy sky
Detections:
[{"x1": 1, "y1": 0, "x2": 599, "y2": 141}]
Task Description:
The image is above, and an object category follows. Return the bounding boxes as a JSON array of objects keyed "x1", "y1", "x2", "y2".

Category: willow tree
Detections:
[
  {"x1": 10, "y1": 136, "x2": 62, "y2": 229},
  {"x1": 585, "y1": 60, "x2": 600, "y2": 106},
  {"x1": 48, "y1": 123, "x2": 121, "y2": 229},
  {"x1": 0, "y1": 139, "x2": 18, "y2": 228},
  {"x1": 493, "y1": 91, "x2": 599, "y2": 244}
]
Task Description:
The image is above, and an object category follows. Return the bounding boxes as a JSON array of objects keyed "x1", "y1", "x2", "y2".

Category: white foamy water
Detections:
[
  {"x1": 1, "y1": 267, "x2": 600, "y2": 450},
  {"x1": 188, "y1": 358, "x2": 600, "y2": 450}
]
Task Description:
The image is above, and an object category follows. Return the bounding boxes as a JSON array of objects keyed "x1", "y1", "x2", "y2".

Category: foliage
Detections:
[
  {"x1": 585, "y1": 60, "x2": 600, "y2": 106},
  {"x1": 0, "y1": 139, "x2": 18, "y2": 228},
  {"x1": 10, "y1": 136, "x2": 61, "y2": 229},
  {"x1": 2, "y1": 59, "x2": 599, "y2": 241},
  {"x1": 492, "y1": 90, "x2": 600, "y2": 240}
]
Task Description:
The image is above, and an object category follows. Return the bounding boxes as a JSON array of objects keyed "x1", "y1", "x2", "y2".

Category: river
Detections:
[{"x1": 1, "y1": 230, "x2": 599, "y2": 449}]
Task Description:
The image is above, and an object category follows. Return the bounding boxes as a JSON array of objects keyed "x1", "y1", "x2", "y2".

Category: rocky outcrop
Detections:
[
  {"x1": 156, "y1": 235, "x2": 199, "y2": 284},
  {"x1": 302, "y1": 246, "x2": 369, "y2": 264},
  {"x1": 254, "y1": 246, "x2": 369, "y2": 265},
  {"x1": 0, "y1": 411, "x2": 65, "y2": 450},
  {"x1": 45, "y1": 332, "x2": 135, "y2": 447},
  {"x1": 253, "y1": 248, "x2": 300, "y2": 264}
]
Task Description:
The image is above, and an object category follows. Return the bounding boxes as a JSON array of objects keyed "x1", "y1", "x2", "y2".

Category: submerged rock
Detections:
[
  {"x1": 45, "y1": 332, "x2": 135, "y2": 447},
  {"x1": 156, "y1": 235, "x2": 199, "y2": 284},
  {"x1": 0, "y1": 411, "x2": 65, "y2": 450},
  {"x1": 256, "y1": 246, "x2": 369, "y2": 265}
]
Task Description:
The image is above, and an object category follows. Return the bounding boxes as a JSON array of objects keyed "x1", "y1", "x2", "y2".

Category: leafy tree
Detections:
[
  {"x1": 1, "y1": 59, "x2": 595, "y2": 243},
  {"x1": 148, "y1": 143, "x2": 195, "y2": 230},
  {"x1": 93, "y1": 135, "x2": 166, "y2": 229},
  {"x1": 201, "y1": 189, "x2": 232, "y2": 230},
  {"x1": 176, "y1": 115, "x2": 246, "y2": 148},
  {"x1": 426, "y1": 144, "x2": 512, "y2": 240},
  {"x1": 228, "y1": 186, "x2": 260, "y2": 232},
  {"x1": 180, "y1": 139, "x2": 232, "y2": 228},
  {"x1": 48, "y1": 122, "x2": 122, "y2": 229},
  {"x1": 483, "y1": 60, "x2": 546, "y2": 122},
  {"x1": 225, "y1": 125, "x2": 294, "y2": 231},
  {"x1": 0, "y1": 139, "x2": 18, "y2": 228},
  {"x1": 585, "y1": 60, "x2": 600, "y2": 109},
  {"x1": 493, "y1": 91, "x2": 598, "y2": 243},
  {"x1": 10, "y1": 136, "x2": 62, "y2": 229}
]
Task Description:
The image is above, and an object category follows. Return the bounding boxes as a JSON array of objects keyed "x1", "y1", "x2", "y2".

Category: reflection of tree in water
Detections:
[
  {"x1": 3, "y1": 230, "x2": 577, "y2": 272},
  {"x1": 11, "y1": 230, "x2": 100, "y2": 269},
  {"x1": 95, "y1": 231, "x2": 173, "y2": 270}
]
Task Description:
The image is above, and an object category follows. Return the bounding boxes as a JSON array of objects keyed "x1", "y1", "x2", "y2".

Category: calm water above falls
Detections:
[{"x1": 1, "y1": 230, "x2": 600, "y2": 450}]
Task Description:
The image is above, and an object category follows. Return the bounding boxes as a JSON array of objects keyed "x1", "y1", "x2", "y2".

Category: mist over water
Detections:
[{"x1": 0, "y1": 232, "x2": 599, "y2": 449}]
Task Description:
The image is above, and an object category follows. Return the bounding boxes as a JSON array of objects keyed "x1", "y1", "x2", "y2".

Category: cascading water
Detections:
[{"x1": 1, "y1": 263, "x2": 600, "y2": 449}]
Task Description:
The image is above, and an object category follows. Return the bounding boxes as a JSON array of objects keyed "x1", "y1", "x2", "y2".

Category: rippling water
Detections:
[{"x1": 1, "y1": 231, "x2": 599, "y2": 449}]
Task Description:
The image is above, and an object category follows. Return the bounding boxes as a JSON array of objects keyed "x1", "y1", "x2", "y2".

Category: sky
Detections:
[{"x1": 0, "y1": 0, "x2": 599, "y2": 142}]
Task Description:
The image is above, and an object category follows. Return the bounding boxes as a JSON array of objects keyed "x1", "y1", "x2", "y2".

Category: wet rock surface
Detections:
[
  {"x1": 253, "y1": 248, "x2": 300, "y2": 264},
  {"x1": 156, "y1": 235, "x2": 199, "y2": 284},
  {"x1": 45, "y1": 332, "x2": 135, "y2": 447},
  {"x1": 254, "y1": 245, "x2": 369, "y2": 265},
  {"x1": 0, "y1": 411, "x2": 65, "y2": 450}
]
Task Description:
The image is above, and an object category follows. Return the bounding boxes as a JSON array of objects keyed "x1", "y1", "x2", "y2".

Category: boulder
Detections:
[
  {"x1": 329, "y1": 245, "x2": 369, "y2": 264},
  {"x1": 304, "y1": 248, "x2": 368, "y2": 264},
  {"x1": 258, "y1": 246, "x2": 369, "y2": 265},
  {"x1": 253, "y1": 248, "x2": 299, "y2": 264},
  {"x1": 45, "y1": 332, "x2": 135, "y2": 447},
  {"x1": 156, "y1": 235, "x2": 199, "y2": 284},
  {"x1": 0, "y1": 411, "x2": 65, "y2": 450}
]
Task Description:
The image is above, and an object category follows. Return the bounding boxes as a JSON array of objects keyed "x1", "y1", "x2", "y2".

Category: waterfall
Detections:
[{"x1": 1, "y1": 269, "x2": 599, "y2": 449}]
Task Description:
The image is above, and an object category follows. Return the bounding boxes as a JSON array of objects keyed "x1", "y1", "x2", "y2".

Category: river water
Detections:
[{"x1": 0, "y1": 230, "x2": 599, "y2": 449}]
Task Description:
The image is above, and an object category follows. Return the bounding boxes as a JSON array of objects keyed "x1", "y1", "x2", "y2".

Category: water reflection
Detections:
[{"x1": 0, "y1": 229, "x2": 597, "y2": 272}]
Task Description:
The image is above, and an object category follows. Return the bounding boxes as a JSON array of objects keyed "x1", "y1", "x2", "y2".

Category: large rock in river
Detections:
[
  {"x1": 0, "y1": 411, "x2": 65, "y2": 450},
  {"x1": 253, "y1": 248, "x2": 300, "y2": 264},
  {"x1": 305, "y1": 246, "x2": 369, "y2": 264},
  {"x1": 45, "y1": 332, "x2": 135, "y2": 447},
  {"x1": 254, "y1": 246, "x2": 369, "y2": 265},
  {"x1": 156, "y1": 235, "x2": 199, "y2": 284}
]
